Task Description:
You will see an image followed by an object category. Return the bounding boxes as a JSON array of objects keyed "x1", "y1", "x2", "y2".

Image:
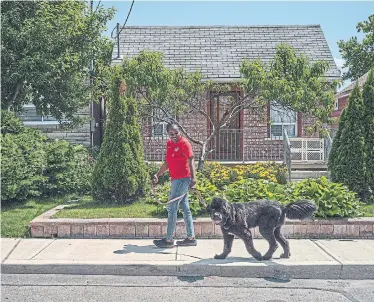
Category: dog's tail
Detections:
[{"x1": 284, "y1": 200, "x2": 317, "y2": 220}]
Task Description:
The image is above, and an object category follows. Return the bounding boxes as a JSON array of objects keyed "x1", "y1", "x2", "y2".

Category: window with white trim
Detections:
[
  {"x1": 269, "y1": 103, "x2": 298, "y2": 138},
  {"x1": 334, "y1": 99, "x2": 339, "y2": 111},
  {"x1": 152, "y1": 120, "x2": 168, "y2": 137},
  {"x1": 151, "y1": 109, "x2": 177, "y2": 137},
  {"x1": 16, "y1": 103, "x2": 60, "y2": 125}
]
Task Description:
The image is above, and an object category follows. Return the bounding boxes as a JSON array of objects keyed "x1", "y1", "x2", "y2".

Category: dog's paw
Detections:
[
  {"x1": 252, "y1": 252, "x2": 263, "y2": 261},
  {"x1": 214, "y1": 254, "x2": 227, "y2": 260},
  {"x1": 280, "y1": 252, "x2": 291, "y2": 259}
]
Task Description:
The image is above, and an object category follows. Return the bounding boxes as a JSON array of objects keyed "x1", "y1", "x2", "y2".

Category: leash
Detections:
[
  {"x1": 151, "y1": 182, "x2": 207, "y2": 208},
  {"x1": 151, "y1": 183, "x2": 187, "y2": 205}
]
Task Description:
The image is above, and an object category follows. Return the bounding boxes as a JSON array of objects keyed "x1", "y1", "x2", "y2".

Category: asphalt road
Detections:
[{"x1": 2, "y1": 274, "x2": 374, "y2": 302}]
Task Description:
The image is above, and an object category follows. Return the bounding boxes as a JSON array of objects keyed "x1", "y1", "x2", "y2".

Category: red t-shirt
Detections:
[{"x1": 166, "y1": 137, "x2": 194, "y2": 180}]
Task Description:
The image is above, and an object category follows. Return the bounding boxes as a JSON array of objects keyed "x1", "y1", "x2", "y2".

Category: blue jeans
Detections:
[{"x1": 166, "y1": 177, "x2": 195, "y2": 241}]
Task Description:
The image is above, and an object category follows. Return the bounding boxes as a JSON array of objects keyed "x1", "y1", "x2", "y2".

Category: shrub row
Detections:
[
  {"x1": 1, "y1": 111, "x2": 93, "y2": 204},
  {"x1": 149, "y1": 162, "x2": 363, "y2": 218}
]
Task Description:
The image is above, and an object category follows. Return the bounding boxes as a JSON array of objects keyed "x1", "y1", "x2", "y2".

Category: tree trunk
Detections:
[{"x1": 197, "y1": 142, "x2": 208, "y2": 171}]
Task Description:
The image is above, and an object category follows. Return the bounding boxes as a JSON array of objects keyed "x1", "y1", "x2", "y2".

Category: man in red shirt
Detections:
[{"x1": 153, "y1": 123, "x2": 197, "y2": 248}]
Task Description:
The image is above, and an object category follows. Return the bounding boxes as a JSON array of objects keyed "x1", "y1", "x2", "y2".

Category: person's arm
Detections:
[
  {"x1": 188, "y1": 156, "x2": 196, "y2": 188},
  {"x1": 153, "y1": 161, "x2": 168, "y2": 184}
]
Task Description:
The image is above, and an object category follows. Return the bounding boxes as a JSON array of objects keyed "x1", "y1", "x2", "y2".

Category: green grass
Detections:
[
  {"x1": 1, "y1": 195, "x2": 73, "y2": 238},
  {"x1": 2, "y1": 195, "x2": 373, "y2": 239},
  {"x1": 52, "y1": 197, "x2": 165, "y2": 219},
  {"x1": 361, "y1": 203, "x2": 374, "y2": 217}
]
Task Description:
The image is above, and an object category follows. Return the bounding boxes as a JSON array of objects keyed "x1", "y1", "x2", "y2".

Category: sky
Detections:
[{"x1": 97, "y1": 0, "x2": 373, "y2": 78}]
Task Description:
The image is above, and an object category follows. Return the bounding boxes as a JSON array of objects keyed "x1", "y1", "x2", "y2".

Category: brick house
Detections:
[
  {"x1": 18, "y1": 25, "x2": 340, "y2": 162},
  {"x1": 111, "y1": 25, "x2": 341, "y2": 162},
  {"x1": 331, "y1": 72, "x2": 369, "y2": 134}
]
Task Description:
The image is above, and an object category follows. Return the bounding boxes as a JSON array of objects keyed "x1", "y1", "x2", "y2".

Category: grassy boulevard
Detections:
[{"x1": 1, "y1": 195, "x2": 374, "y2": 238}]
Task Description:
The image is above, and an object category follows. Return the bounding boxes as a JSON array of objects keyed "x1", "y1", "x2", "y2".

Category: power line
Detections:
[
  {"x1": 110, "y1": 0, "x2": 135, "y2": 60},
  {"x1": 115, "y1": 0, "x2": 135, "y2": 40},
  {"x1": 93, "y1": 0, "x2": 102, "y2": 15}
]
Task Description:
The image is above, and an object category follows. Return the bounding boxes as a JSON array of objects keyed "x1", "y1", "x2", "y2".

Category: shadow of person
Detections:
[{"x1": 113, "y1": 243, "x2": 174, "y2": 254}]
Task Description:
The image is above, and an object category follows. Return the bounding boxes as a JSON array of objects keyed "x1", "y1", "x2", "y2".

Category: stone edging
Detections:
[{"x1": 29, "y1": 204, "x2": 374, "y2": 239}]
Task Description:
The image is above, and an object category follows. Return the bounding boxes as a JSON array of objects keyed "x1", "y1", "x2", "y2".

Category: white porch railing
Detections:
[{"x1": 289, "y1": 138, "x2": 325, "y2": 162}]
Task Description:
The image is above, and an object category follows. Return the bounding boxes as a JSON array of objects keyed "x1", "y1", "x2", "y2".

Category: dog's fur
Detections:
[{"x1": 207, "y1": 197, "x2": 317, "y2": 261}]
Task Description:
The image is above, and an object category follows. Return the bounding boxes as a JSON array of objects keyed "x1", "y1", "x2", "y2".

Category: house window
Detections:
[
  {"x1": 334, "y1": 99, "x2": 339, "y2": 111},
  {"x1": 269, "y1": 103, "x2": 298, "y2": 138},
  {"x1": 151, "y1": 109, "x2": 177, "y2": 137},
  {"x1": 152, "y1": 121, "x2": 168, "y2": 137},
  {"x1": 16, "y1": 103, "x2": 60, "y2": 125}
]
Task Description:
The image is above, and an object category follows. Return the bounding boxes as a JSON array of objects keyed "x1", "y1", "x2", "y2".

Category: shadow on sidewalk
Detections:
[
  {"x1": 187, "y1": 256, "x2": 280, "y2": 265},
  {"x1": 113, "y1": 243, "x2": 174, "y2": 254}
]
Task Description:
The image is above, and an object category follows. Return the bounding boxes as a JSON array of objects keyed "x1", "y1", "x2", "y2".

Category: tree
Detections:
[
  {"x1": 121, "y1": 45, "x2": 337, "y2": 170},
  {"x1": 362, "y1": 68, "x2": 374, "y2": 195},
  {"x1": 338, "y1": 14, "x2": 374, "y2": 81},
  {"x1": 330, "y1": 86, "x2": 370, "y2": 200},
  {"x1": 91, "y1": 71, "x2": 149, "y2": 203},
  {"x1": 1, "y1": 1, "x2": 115, "y2": 123},
  {"x1": 328, "y1": 109, "x2": 347, "y2": 181}
]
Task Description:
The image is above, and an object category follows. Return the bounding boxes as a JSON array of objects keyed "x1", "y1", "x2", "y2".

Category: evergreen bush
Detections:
[{"x1": 92, "y1": 74, "x2": 149, "y2": 203}]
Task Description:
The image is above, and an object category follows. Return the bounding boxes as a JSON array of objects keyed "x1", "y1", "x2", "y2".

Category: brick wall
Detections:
[{"x1": 142, "y1": 102, "x2": 320, "y2": 162}]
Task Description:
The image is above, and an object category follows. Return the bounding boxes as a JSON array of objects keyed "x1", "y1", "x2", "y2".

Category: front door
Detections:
[{"x1": 209, "y1": 92, "x2": 242, "y2": 160}]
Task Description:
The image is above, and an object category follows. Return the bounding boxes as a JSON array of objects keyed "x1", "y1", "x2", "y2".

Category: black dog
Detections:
[{"x1": 207, "y1": 197, "x2": 317, "y2": 261}]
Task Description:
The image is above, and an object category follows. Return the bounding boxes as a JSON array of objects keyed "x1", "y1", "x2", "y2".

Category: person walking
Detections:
[{"x1": 153, "y1": 123, "x2": 197, "y2": 248}]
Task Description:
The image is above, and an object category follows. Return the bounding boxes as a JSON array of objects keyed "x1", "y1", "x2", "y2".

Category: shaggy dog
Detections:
[{"x1": 207, "y1": 197, "x2": 317, "y2": 261}]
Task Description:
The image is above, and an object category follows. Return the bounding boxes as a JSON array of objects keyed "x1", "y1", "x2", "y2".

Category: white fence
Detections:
[{"x1": 289, "y1": 138, "x2": 325, "y2": 162}]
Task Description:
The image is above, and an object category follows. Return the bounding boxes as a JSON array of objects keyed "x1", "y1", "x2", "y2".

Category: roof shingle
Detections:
[{"x1": 113, "y1": 25, "x2": 341, "y2": 80}]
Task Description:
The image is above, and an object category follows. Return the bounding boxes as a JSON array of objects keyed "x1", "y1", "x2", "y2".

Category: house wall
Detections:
[
  {"x1": 330, "y1": 95, "x2": 348, "y2": 130},
  {"x1": 141, "y1": 102, "x2": 320, "y2": 162},
  {"x1": 21, "y1": 105, "x2": 92, "y2": 147}
]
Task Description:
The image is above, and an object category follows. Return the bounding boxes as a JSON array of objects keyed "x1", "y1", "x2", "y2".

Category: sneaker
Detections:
[
  {"x1": 153, "y1": 238, "x2": 174, "y2": 248},
  {"x1": 176, "y1": 238, "x2": 197, "y2": 246}
]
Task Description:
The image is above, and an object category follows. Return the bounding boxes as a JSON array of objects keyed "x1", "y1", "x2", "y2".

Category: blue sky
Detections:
[{"x1": 98, "y1": 0, "x2": 373, "y2": 72}]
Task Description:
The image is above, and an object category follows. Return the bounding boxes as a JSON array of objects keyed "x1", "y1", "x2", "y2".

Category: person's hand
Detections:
[
  {"x1": 153, "y1": 174, "x2": 159, "y2": 184},
  {"x1": 189, "y1": 178, "x2": 196, "y2": 189}
]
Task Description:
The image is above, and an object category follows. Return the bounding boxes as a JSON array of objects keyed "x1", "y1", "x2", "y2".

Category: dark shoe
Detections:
[
  {"x1": 176, "y1": 238, "x2": 197, "y2": 246},
  {"x1": 153, "y1": 238, "x2": 174, "y2": 248}
]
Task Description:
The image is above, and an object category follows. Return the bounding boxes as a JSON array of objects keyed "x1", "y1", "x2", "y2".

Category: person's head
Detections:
[{"x1": 166, "y1": 123, "x2": 181, "y2": 142}]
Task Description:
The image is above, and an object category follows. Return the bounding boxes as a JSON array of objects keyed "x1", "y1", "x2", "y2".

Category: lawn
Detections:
[
  {"x1": 1, "y1": 195, "x2": 73, "y2": 238},
  {"x1": 2, "y1": 195, "x2": 373, "y2": 238},
  {"x1": 361, "y1": 203, "x2": 374, "y2": 217},
  {"x1": 52, "y1": 197, "x2": 164, "y2": 219},
  {"x1": 52, "y1": 197, "x2": 374, "y2": 219}
]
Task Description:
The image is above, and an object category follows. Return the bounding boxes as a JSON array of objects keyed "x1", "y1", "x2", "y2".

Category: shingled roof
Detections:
[{"x1": 112, "y1": 25, "x2": 341, "y2": 81}]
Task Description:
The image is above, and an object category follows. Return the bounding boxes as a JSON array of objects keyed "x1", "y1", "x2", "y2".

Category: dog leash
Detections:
[
  {"x1": 151, "y1": 182, "x2": 207, "y2": 208},
  {"x1": 151, "y1": 183, "x2": 187, "y2": 205}
]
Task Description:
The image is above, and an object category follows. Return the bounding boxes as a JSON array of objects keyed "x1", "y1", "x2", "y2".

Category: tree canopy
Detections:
[
  {"x1": 1, "y1": 1, "x2": 115, "y2": 124},
  {"x1": 338, "y1": 14, "x2": 374, "y2": 81}
]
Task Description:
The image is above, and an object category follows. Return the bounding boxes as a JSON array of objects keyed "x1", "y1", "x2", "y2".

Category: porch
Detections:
[{"x1": 142, "y1": 128, "x2": 331, "y2": 164}]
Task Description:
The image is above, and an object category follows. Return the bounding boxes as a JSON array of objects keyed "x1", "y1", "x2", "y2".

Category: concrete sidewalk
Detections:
[{"x1": 1, "y1": 238, "x2": 374, "y2": 279}]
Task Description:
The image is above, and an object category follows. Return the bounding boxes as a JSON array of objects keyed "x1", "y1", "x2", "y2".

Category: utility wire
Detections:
[
  {"x1": 114, "y1": 0, "x2": 135, "y2": 40},
  {"x1": 94, "y1": 0, "x2": 102, "y2": 14}
]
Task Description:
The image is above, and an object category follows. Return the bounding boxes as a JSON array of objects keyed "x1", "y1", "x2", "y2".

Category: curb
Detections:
[
  {"x1": 29, "y1": 205, "x2": 374, "y2": 239},
  {"x1": 2, "y1": 262, "x2": 374, "y2": 280}
]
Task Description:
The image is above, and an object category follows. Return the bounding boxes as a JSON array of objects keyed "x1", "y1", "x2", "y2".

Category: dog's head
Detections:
[{"x1": 207, "y1": 197, "x2": 233, "y2": 227}]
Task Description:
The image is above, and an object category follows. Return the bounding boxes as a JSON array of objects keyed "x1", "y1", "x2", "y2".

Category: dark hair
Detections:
[{"x1": 166, "y1": 123, "x2": 179, "y2": 133}]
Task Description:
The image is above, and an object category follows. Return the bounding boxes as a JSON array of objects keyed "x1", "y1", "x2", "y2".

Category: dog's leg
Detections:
[
  {"x1": 259, "y1": 225, "x2": 278, "y2": 260},
  {"x1": 274, "y1": 226, "x2": 290, "y2": 258},
  {"x1": 237, "y1": 229, "x2": 262, "y2": 261},
  {"x1": 214, "y1": 232, "x2": 234, "y2": 259}
]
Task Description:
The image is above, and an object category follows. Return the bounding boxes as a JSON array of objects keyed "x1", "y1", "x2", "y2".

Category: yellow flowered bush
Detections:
[{"x1": 202, "y1": 161, "x2": 288, "y2": 189}]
